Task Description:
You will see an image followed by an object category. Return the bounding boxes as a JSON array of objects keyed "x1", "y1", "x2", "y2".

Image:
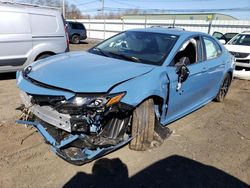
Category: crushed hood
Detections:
[{"x1": 27, "y1": 51, "x2": 155, "y2": 93}]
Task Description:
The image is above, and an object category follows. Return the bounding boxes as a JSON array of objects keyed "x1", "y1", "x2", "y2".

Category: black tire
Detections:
[
  {"x1": 129, "y1": 99, "x2": 171, "y2": 151},
  {"x1": 129, "y1": 99, "x2": 155, "y2": 151},
  {"x1": 215, "y1": 73, "x2": 232, "y2": 102},
  {"x1": 36, "y1": 54, "x2": 52, "y2": 60},
  {"x1": 71, "y1": 34, "x2": 80, "y2": 44}
]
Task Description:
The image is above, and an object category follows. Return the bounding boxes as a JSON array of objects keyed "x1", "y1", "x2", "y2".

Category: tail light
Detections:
[{"x1": 65, "y1": 25, "x2": 69, "y2": 52}]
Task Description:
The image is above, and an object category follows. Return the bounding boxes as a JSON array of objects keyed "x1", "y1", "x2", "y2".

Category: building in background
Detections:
[{"x1": 122, "y1": 13, "x2": 237, "y2": 21}]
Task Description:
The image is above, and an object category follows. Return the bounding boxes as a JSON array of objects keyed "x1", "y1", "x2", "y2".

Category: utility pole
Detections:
[
  {"x1": 62, "y1": 0, "x2": 65, "y2": 18},
  {"x1": 101, "y1": 0, "x2": 104, "y2": 18}
]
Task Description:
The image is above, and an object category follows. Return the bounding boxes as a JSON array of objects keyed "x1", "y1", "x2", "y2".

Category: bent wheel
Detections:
[
  {"x1": 215, "y1": 73, "x2": 232, "y2": 102},
  {"x1": 129, "y1": 99, "x2": 171, "y2": 151}
]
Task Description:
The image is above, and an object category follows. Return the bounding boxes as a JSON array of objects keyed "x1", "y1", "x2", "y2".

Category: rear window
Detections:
[{"x1": 71, "y1": 23, "x2": 85, "y2": 30}]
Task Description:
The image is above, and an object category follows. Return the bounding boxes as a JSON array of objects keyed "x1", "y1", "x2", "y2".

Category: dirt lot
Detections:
[{"x1": 0, "y1": 40, "x2": 249, "y2": 188}]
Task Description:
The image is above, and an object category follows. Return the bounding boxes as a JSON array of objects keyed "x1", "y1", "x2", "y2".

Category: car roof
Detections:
[
  {"x1": 67, "y1": 21, "x2": 83, "y2": 24},
  {"x1": 128, "y1": 27, "x2": 206, "y2": 37},
  {"x1": 240, "y1": 31, "x2": 250, "y2": 35},
  {"x1": 0, "y1": 2, "x2": 61, "y2": 15}
]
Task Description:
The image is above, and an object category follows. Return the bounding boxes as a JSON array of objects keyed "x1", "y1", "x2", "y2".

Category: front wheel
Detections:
[
  {"x1": 129, "y1": 99, "x2": 171, "y2": 151},
  {"x1": 215, "y1": 73, "x2": 232, "y2": 102}
]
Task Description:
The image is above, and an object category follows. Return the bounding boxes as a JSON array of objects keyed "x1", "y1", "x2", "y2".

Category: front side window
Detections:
[
  {"x1": 204, "y1": 37, "x2": 221, "y2": 60},
  {"x1": 172, "y1": 36, "x2": 201, "y2": 67},
  {"x1": 228, "y1": 34, "x2": 250, "y2": 46},
  {"x1": 89, "y1": 31, "x2": 179, "y2": 66}
]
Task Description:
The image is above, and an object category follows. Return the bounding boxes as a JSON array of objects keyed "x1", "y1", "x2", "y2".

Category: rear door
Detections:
[
  {"x1": 0, "y1": 11, "x2": 32, "y2": 72},
  {"x1": 201, "y1": 36, "x2": 225, "y2": 99}
]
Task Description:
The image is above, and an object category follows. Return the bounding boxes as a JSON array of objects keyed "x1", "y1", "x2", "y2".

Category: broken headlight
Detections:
[
  {"x1": 56, "y1": 92, "x2": 126, "y2": 114},
  {"x1": 72, "y1": 92, "x2": 126, "y2": 108},
  {"x1": 71, "y1": 96, "x2": 108, "y2": 108}
]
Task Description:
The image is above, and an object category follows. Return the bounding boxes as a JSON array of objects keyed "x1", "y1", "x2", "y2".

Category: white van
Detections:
[{"x1": 0, "y1": 3, "x2": 69, "y2": 73}]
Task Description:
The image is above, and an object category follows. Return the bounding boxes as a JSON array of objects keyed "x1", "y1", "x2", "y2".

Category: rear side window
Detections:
[
  {"x1": 30, "y1": 14, "x2": 58, "y2": 34},
  {"x1": 204, "y1": 37, "x2": 221, "y2": 60},
  {"x1": 71, "y1": 23, "x2": 85, "y2": 30},
  {"x1": 0, "y1": 12, "x2": 30, "y2": 34}
]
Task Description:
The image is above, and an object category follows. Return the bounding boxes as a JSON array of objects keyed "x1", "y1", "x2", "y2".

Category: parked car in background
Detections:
[
  {"x1": 212, "y1": 31, "x2": 238, "y2": 44},
  {"x1": 17, "y1": 28, "x2": 234, "y2": 165},
  {"x1": 0, "y1": 2, "x2": 69, "y2": 73},
  {"x1": 66, "y1": 21, "x2": 87, "y2": 44},
  {"x1": 224, "y1": 31, "x2": 250, "y2": 69}
]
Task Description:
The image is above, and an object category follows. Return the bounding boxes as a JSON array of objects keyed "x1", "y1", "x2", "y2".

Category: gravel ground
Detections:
[{"x1": 0, "y1": 40, "x2": 249, "y2": 188}]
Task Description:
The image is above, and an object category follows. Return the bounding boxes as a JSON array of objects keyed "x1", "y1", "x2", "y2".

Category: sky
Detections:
[{"x1": 68, "y1": 0, "x2": 250, "y2": 19}]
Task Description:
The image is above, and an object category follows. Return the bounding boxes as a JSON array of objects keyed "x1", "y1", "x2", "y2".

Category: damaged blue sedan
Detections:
[{"x1": 17, "y1": 28, "x2": 234, "y2": 165}]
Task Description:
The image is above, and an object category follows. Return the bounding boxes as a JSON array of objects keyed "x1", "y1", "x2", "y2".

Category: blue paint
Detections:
[
  {"x1": 16, "y1": 28, "x2": 234, "y2": 164},
  {"x1": 57, "y1": 134, "x2": 79, "y2": 149},
  {"x1": 17, "y1": 120, "x2": 57, "y2": 145},
  {"x1": 17, "y1": 29, "x2": 234, "y2": 124},
  {"x1": 16, "y1": 120, "x2": 132, "y2": 164},
  {"x1": 16, "y1": 72, "x2": 75, "y2": 100},
  {"x1": 23, "y1": 51, "x2": 155, "y2": 93}
]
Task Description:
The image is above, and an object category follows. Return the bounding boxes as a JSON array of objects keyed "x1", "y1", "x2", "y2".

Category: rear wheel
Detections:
[
  {"x1": 36, "y1": 53, "x2": 52, "y2": 60},
  {"x1": 215, "y1": 73, "x2": 232, "y2": 102},
  {"x1": 71, "y1": 34, "x2": 80, "y2": 44},
  {"x1": 129, "y1": 99, "x2": 171, "y2": 151}
]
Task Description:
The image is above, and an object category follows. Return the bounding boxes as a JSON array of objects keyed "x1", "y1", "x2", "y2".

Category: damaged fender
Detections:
[
  {"x1": 110, "y1": 67, "x2": 170, "y2": 121},
  {"x1": 17, "y1": 71, "x2": 75, "y2": 100}
]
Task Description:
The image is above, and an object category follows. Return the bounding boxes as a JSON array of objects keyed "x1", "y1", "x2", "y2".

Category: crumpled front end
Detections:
[{"x1": 16, "y1": 71, "x2": 134, "y2": 165}]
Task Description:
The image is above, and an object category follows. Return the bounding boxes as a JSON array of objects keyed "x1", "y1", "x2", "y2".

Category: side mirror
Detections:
[
  {"x1": 176, "y1": 65, "x2": 190, "y2": 91},
  {"x1": 219, "y1": 39, "x2": 226, "y2": 45},
  {"x1": 176, "y1": 64, "x2": 190, "y2": 83}
]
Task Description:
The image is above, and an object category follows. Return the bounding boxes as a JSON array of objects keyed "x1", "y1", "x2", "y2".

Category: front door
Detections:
[{"x1": 161, "y1": 36, "x2": 210, "y2": 125}]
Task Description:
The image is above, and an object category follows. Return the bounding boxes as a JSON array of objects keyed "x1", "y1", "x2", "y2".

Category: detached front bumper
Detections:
[{"x1": 16, "y1": 120, "x2": 132, "y2": 165}]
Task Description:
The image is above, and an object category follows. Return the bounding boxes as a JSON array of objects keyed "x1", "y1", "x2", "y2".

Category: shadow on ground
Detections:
[
  {"x1": 0, "y1": 72, "x2": 16, "y2": 80},
  {"x1": 63, "y1": 155, "x2": 248, "y2": 188}
]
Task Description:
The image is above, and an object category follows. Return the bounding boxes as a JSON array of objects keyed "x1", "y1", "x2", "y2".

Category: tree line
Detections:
[{"x1": 15, "y1": 0, "x2": 141, "y2": 19}]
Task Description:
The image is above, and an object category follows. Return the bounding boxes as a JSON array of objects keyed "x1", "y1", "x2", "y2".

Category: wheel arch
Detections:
[
  {"x1": 71, "y1": 33, "x2": 80, "y2": 38},
  {"x1": 135, "y1": 95, "x2": 164, "y2": 108},
  {"x1": 133, "y1": 94, "x2": 165, "y2": 120},
  {"x1": 72, "y1": 33, "x2": 80, "y2": 36},
  {"x1": 35, "y1": 51, "x2": 55, "y2": 61}
]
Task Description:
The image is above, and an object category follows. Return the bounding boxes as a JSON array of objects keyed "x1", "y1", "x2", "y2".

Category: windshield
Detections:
[
  {"x1": 89, "y1": 31, "x2": 179, "y2": 66},
  {"x1": 228, "y1": 34, "x2": 250, "y2": 46}
]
